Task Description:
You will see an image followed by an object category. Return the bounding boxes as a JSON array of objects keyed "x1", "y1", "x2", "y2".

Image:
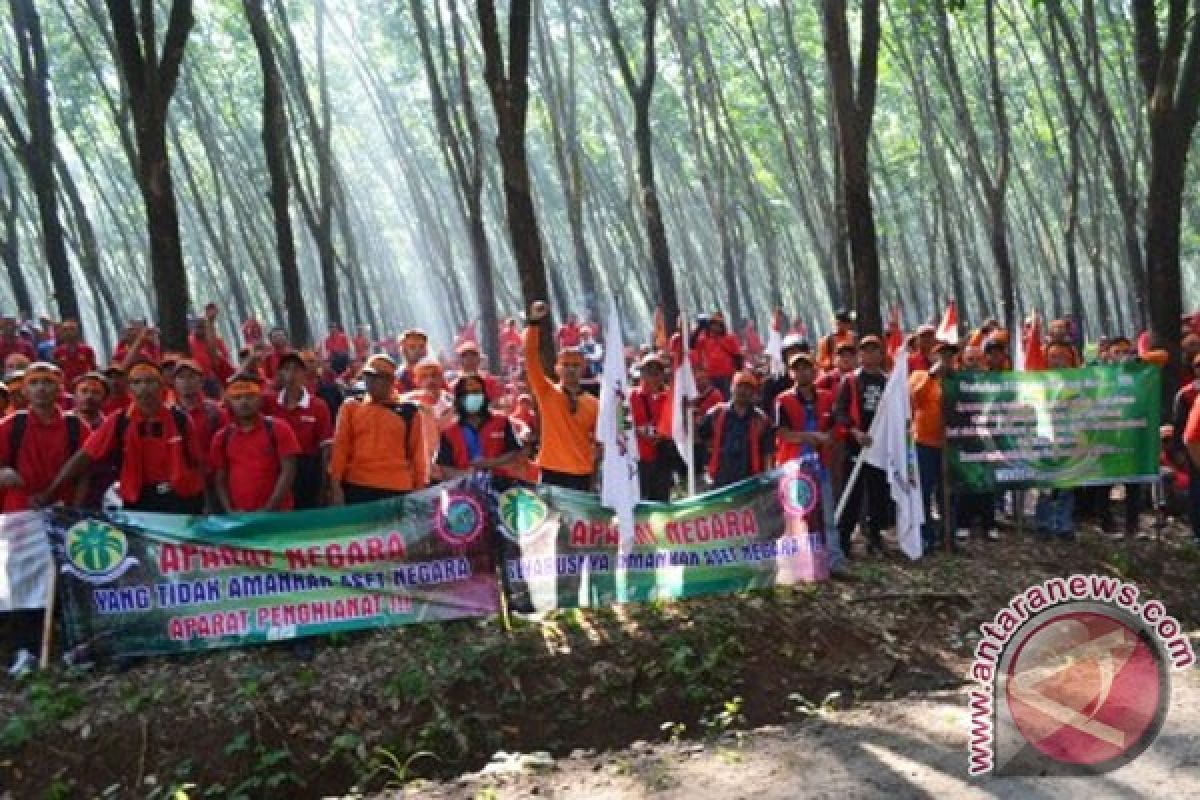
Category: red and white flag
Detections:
[{"x1": 936, "y1": 302, "x2": 959, "y2": 345}]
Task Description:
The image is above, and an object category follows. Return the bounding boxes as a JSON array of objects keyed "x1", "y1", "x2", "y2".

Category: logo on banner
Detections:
[
  {"x1": 434, "y1": 491, "x2": 485, "y2": 547},
  {"x1": 778, "y1": 467, "x2": 818, "y2": 517},
  {"x1": 968, "y1": 576, "x2": 1193, "y2": 777},
  {"x1": 62, "y1": 519, "x2": 139, "y2": 584},
  {"x1": 498, "y1": 488, "x2": 548, "y2": 540}
]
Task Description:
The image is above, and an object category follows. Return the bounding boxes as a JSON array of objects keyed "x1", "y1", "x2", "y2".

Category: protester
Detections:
[
  {"x1": 113, "y1": 320, "x2": 161, "y2": 368},
  {"x1": 210, "y1": 373, "x2": 301, "y2": 513},
  {"x1": 172, "y1": 358, "x2": 227, "y2": 473},
  {"x1": 436, "y1": 374, "x2": 524, "y2": 483},
  {"x1": 693, "y1": 312, "x2": 743, "y2": 396},
  {"x1": 908, "y1": 325, "x2": 936, "y2": 373},
  {"x1": 395, "y1": 329, "x2": 430, "y2": 394},
  {"x1": 44, "y1": 360, "x2": 205, "y2": 513},
  {"x1": 816, "y1": 309, "x2": 856, "y2": 371},
  {"x1": 454, "y1": 341, "x2": 502, "y2": 401},
  {"x1": 51, "y1": 319, "x2": 97, "y2": 386},
  {"x1": 698, "y1": 370, "x2": 773, "y2": 488},
  {"x1": 0, "y1": 363, "x2": 89, "y2": 511},
  {"x1": 189, "y1": 308, "x2": 235, "y2": 395},
  {"x1": 834, "y1": 336, "x2": 890, "y2": 556},
  {"x1": 578, "y1": 326, "x2": 603, "y2": 379},
  {"x1": 328, "y1": 354, "x2": 428, "y2": 504},
  {"x1": 322, "y1": 323, "x2": 353, "y2": 375},
  {"x1": 630, "y1": 353, "x2": 674, "y2": 501},
  {"x1": 241, "y1": 317, "x2": 263, "y2": 349},
  {"x1": 0, "y1": 316, "x2": 36, "y2": 364},
  {"x1": 761, "y1": 334, "x2": 810, "y2": 416},
  {"x1": 774, "y1": 352, "x2": 834, "y2": 467},
  {"x1": 524, "y1": 301, "x2": 598, "y2": 490},
  {"x1": 262, "y1": 327, "x2": 293, "y2": 382},
  {"x1": 268, "y1": 352, "x2": 333, "y2": 509},
  {"x1": 910, "y1": 341, "x2": 958, "y2": 552},
  {"x1": 100, "y1": 363, "x2": 131, "y2": 415}
]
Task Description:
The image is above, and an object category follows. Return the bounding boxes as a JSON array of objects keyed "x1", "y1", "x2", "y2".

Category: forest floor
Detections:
[{"x1": 1, "y1": 513, "x2": 1197, "y2": 800}]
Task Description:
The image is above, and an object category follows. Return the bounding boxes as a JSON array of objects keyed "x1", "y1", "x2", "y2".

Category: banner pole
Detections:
[
  {"x1": 834, "y1": 454, "x2": 865, "y2": 524},
  {"x1": 39, "y1": 554, "x2": 57, "y2": 670},
  {"x1": 687, "y1": 410, "x2": 696, "y2": 497}
]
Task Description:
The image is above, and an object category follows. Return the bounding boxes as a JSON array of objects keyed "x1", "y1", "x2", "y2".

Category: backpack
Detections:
[
  {"x1": 112, "y1": 407, "x2": 196, "y2": 472},
  {"x1": 7, "y1": 411, "x2": 83, "y2": 465}
]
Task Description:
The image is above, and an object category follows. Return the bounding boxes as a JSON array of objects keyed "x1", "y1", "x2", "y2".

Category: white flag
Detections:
[
  {"x1": 669, "y1": 315, "x2": 698, "y2": 475},
  {"x1": 598, "y1": 305, "x2": 641, "y2": 545},
  {"x1": 862, "y1": 355, "x2": 925, "y2": 560},
  {"x1": 766, "y1": 321, "x2": 785, "y2": 377}
]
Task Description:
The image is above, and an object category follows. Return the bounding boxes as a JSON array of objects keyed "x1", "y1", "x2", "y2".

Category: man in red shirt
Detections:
[
  {"x1": 267, "y1": 353, "x2": 333, "y2": 508},
  {"x1": 73, "y1": 372, "x2": 108, "y2": 430},
  {"x1": 353, "y1": 325, "x2": 372, "y2": 360},
  {"x1": 241, "y1": 316, "x2": 264, "y2": 349},
  {"x1": 631, "y1": 353, "x2": 674, "y2": 501},
  {"x1": 694, "y1": 312, "x2": 743, "y2": 396},
  {"x1": 189, "y1": 308, "x2": 235, "y2": 394},
  {"x1": 211, "y1": 373, "x2": 300, "y2": 513},
  {"x1": 101, "y1": 363, "x2": 132, "y2": 415},
  {"x1": 323, "y1": 322, "x2": 352, "y2": 375},
  {"x1": 51, "y1": 319, "x2": 97, "y2": 386},
  {"x1": 113, "y1": 321, "x2": 162, "y2": 368},
  {"x1": 0, "y1": 363, "x2": 90, "y2": 511},
  {"x1": 43, "y1": 360, "x2": 205, "y2": 513},
  {"x1": 453, "y1": 341, "x2": 502, "y2": 401},
  {"x1": 395, "y1": 329, "x2": 430, "y2": 393},
  {"x1": 262, "y1": 327, "x2": 293, "y2": 383},
  {"x1": 172, "y1": 358, "x2": 227, "y2": 473},
  {"x1": 0, "y1": 316, "x2": 35, "y2": 365},
  {"x1": 556, "y1": 313, "x2": 582, "y2": 349},
  {"x1": 907, "y1": 325, "x2": 936, "y2": 373}
]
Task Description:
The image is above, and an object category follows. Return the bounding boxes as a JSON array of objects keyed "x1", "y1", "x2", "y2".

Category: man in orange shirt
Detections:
[
  {"x1": 816, "y1": 309, "x2": 856, "y2": 371},
  {"x1": 525, "y1": 301, "x2": 599, "y2": 490},
  {"x1": 211, "y1": 373, "x2": 301, "y2": 513},
  {"x1": 329, "y1": 355, "x2": 427, "y2": 504},
  {"x1": 911, "y1": 340, "x2": 959, "y2": 551}
]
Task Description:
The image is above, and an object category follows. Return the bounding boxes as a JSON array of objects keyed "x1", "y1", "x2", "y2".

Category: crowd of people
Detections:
[{"x1": 1, "y1": 299, "x2": 1198, "y2": 565}]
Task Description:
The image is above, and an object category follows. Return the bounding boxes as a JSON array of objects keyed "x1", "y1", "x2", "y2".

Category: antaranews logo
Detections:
[{"x1": 968, "y1": 575, "x2": 1194, "y2": 777}]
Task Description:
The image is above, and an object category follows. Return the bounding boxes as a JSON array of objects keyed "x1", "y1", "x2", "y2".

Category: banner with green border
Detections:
[
  {"x1": 47, "y1": 476, "x2": 499, "y2": 658},
  {"x1": 496, "y1": 462, "x2": 829, "y2": 612},
  {"x1": 943, "y1": 364, "x2": 1161, "y2": 492}
]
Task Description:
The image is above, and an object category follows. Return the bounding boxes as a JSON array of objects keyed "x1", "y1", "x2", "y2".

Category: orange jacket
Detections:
[
  {"x1": 525, "y1": 325, "x2": 598, "y2": 476},
  {"x1": 329, "y1": 398, "x2": 428, "y2": 491},
  {"x1": 909, "y1": 370, "x2": 945, "y2": 448}
]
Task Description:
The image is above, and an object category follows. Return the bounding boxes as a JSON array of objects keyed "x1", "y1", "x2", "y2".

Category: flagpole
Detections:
[
  {"x1": 687, "y1": 408, "x2": 696, "y2": 496},
  {"x1": 834, "y1": 452, "x2": 865, "y2": 524}
]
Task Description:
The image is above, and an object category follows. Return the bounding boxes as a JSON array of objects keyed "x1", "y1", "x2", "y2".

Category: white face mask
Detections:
[{"x1": 462, "y1": 393, "x2": 485, "y2": 414}]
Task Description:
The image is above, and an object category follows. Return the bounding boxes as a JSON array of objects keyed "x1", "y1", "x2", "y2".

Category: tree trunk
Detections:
[
  {"x1": 8, "y1": 0, "x2": 81, "y2": 324},
  {"x1": 103, "y1": 0, "x2": 194, "y2": 351},
  {"x1": 476, "y1": 0, "x2": 554, "y2": 367},
  {"x1": 0, "y1": 148, "x2": 32, "y2": 314},
  {"x1": 243, "y1": 0, "x2": 308, "y2": 346},
  {"x1": 821, "y1": 0, "x2": 882, "y2": 335},
  {"x1": 1132, "y1": 0, "x2": 1200, "y2": 401}
]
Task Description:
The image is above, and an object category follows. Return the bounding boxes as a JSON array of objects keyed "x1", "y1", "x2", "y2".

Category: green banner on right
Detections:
[{"x1": 943, "y1": 363, "x2": 1161, "y2": 491}]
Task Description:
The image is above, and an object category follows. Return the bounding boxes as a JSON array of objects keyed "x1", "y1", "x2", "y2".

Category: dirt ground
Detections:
[
  {"x1": 401, "y1": 668, "x2": 1200, "y2": 800},
  {"x1": 1, "y1": 516, "x2": 1197, "y2": 799}
]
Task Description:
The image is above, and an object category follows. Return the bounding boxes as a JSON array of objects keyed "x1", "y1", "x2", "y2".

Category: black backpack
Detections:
[{"x1": 111, "y1": 407, "x2": 196, "y2": 472}]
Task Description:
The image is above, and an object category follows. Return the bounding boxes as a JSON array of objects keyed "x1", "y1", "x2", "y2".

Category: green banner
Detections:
[
  {"x1": 48, "y1": 477, "x2": 499, "y2": 658},
  {"x1": 943, "y1": 363, "x2": 1161, "y2": 491},
  {"x1": 497, "y1": 462, "x2": 830, "y2": 612}
]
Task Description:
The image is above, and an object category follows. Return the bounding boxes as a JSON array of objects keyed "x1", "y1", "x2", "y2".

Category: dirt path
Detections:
[{"x1": 406, "y1": 665, "x2": 1200, "y2": 800}]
